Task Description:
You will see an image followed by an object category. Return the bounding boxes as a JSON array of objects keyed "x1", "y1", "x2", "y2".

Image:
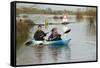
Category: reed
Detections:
[{"x1": 16, "y1": 20, "x2": 34, "y2": 49}]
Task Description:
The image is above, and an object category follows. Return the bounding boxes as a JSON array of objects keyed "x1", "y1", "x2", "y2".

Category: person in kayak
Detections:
[
  {"x1": 34, "y1": 25, "x2": 46, "y2": 41},
  {"x1": 48, "y1": 27, "x2": 62, "y2": 41}
]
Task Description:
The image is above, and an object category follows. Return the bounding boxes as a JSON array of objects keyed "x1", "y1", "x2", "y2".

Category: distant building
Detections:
[
  {"x1": 62, "y1": 10, "x2": 68, "y2": 22},
  {"x1": 62, "y1": 15, "x2": 68, "y2": 22}
]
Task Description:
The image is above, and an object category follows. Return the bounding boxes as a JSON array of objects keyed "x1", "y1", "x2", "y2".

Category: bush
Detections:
[{"x1": 16, "y1": 20, "x2": 34, "y2": 49}]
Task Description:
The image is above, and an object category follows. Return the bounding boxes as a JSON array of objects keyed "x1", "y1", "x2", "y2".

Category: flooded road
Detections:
[{"x1": 16, "y1": 14, "x2": 96, "y2": 65}]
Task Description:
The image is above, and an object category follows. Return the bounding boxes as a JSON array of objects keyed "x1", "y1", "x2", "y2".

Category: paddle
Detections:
[
  {"x1": 64, "y1": 29, "x2": 71, "y2": 34},
  {"x1": 25, "y1": 40, "x2": 33, "y2": 46}
]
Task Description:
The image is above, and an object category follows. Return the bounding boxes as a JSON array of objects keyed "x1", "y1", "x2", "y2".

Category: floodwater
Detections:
[{"x1": 16, "y1": 14, "x2": 96, "y2": 65}]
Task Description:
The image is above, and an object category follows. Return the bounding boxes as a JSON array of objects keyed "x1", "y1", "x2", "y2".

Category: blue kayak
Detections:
[{"x1": 31, "y1": 38, "x2": 71, "y2": 46}]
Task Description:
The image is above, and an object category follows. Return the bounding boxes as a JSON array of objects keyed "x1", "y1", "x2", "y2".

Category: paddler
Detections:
[
  {"x1": 48, "y1": 27, "x2": 62, "y2": 41},
  {"x1": 34, "y1": 25, "x2": 46, "y2": 41}
]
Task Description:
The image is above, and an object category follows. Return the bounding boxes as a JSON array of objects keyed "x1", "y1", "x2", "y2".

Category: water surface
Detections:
[{"x1": 16, "y1": 14, "x2": 96, "y2": 65}]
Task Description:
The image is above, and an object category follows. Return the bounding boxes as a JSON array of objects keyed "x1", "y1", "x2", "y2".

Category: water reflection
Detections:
[
  {"x1": 86, "y1": 18, "x2": 96, "y2": 36},
  {"x1": 30, "y1": 45, "x2": 71, "y2": 64},
  {"x1": 49, "y1": 46, "x2": 61, "y2": 62},
  {"x1": 32, "y1": 45, "x2": 44, "y2": 64},
  {"x1": 48, "y1": 45, "x2": 71, "y2": 63}
]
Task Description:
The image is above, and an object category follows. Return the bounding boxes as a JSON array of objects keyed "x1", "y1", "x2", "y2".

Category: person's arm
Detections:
[
  {"x1": 48, "y1": 34, "x2": 52, "y2": 40},
  {"x1": 57, "y1": 34, "x2": 61, "y2": 38},
  {"x1": 42, "y1": 31, "x2": 46, "y2": 36},
  {"x1": 40, "y1": 31, "x2": 46, "y2": 38},
  {"x1": 34, "y1": 31, "x2": 39, "y2": 40},
  {"x1": 48, "y1": 35, "x2": 57, "y2": 41},
  {"x1": 51, "y1": 34, "x2": 61, "y2": 41}
]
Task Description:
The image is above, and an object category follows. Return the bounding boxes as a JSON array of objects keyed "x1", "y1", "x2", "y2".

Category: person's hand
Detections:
[
  {"x1": 58, "y1": 34, "x2": 61, "y2": 37},
  {"x1": 46, "y1": 32, "x2": 49, "y2": 34},
  {"x1": 40, "y1": 35, "x2": 43, "y2": 38}
]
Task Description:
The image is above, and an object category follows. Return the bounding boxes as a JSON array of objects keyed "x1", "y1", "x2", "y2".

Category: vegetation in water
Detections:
[{"x1": 16, "y1": 20, "x2": 35, "y2": 49}]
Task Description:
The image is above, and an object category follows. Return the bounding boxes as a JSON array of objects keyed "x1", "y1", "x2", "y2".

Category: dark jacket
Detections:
[{"x1": 34, "y1": 30, "x2": 46, "y2": 41}]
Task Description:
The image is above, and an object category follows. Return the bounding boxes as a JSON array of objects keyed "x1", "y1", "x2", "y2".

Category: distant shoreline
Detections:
[{"x1": 17, "y1": 13, "x2": 96, "y2": 17}]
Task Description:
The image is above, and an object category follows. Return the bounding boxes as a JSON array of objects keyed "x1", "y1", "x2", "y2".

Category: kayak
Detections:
[{"x1": 25, "y1": 38, "x2": 71, "y2": 46}]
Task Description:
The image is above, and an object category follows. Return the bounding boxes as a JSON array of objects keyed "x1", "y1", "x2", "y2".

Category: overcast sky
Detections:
[{"x1": 16, "y1": 3, "x2": 90, "y2": 11}]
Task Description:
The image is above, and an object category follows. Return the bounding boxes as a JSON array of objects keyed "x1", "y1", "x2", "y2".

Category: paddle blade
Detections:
[
  {"x1": 25, "y1": 41, "x2": 33, "y2": 46},
  {"x1": 64, "y1": 29, "x2": 71, "y2": 34}
]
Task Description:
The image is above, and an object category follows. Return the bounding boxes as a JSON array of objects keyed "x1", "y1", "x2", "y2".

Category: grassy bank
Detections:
[{"x1": 16, "y1": 20, "x2": 34, "y2": 49}]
